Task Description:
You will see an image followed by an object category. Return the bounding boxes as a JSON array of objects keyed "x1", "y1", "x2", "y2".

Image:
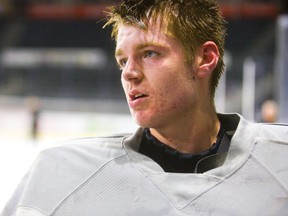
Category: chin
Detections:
[
  {"x1": 134, "y1": 119, "x2": 149, "y2": 128},
  {"x1": 132, "y1": 110, "x2": 165, "y2": 129},
  {"x1": 132, "y1": 114, "x2": 152, "y2": 128}
]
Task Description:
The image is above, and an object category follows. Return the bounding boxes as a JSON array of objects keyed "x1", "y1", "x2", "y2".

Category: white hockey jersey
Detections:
[{"x1": 1, "y1": 114, "x2": 288, "y2": 216}]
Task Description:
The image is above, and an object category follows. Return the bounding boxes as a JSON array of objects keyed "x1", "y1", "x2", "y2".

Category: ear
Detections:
[{"x1": 196, "y1": 41, "x2": 219, "y2": 79}]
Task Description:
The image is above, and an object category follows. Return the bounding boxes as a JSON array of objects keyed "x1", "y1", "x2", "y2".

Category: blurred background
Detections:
[{"x1": 0, "y1": 0, "x2": 287, "y2": 211}]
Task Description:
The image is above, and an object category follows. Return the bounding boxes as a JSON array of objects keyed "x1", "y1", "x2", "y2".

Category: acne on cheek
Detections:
[
  {"x1": 151, "y1": 97, "x2": 179, "y2": 114},
  {"x1": 169, "y1": 95, "x2": 194, "y2": 112}
]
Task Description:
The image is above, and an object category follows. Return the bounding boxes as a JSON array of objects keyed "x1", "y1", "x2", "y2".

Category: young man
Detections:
[{"x1": 2, "y1": 0, "x2": 288, "y2": 215}]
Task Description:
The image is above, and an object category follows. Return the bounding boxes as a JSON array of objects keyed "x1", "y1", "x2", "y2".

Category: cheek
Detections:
[{"x1": 152, "y1": 82, "x2": 193, "y2": 113}]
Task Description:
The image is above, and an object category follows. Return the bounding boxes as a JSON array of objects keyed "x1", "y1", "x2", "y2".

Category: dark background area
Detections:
[{"x1": 0, "y1": 0, "x2": 285, "y2": 115}]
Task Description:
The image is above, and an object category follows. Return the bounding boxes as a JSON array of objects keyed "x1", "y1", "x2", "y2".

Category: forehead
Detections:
[{"x1": 115, "y1": 20, "x2": 174, "y2": 49}]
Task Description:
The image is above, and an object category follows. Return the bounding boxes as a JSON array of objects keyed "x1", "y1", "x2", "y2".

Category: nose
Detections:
[{"x1": 121, "y1": 58, "x2": 143, "y2": 82}]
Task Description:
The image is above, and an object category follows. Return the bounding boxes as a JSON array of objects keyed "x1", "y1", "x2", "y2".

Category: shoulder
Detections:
[
  {"x1": 220, "y1": 113, "x2": 288, "y2": 142},
  {"x1": 16, "y1": 134, "x2": 134, "y2": 215},
  {"x1": 42, "y1": 134, "x2": 130, "y2": 156},
  {"x1": 32, "y1": 134, "x2": 133, "y2": 182},
  {"x1": 253, "y1": 122, "x2": 288, "y2": 160},
  {"x1": 239, "y1": 119, "x2": 288, "y2": 159},
  {"x1": 253, "y1": 122, "x2": 288, "y2": 163},
  {"x1": 257, "y1": 123, "x2": 288, "y2": 142},
  {"x1": 34, "y1": 134, "x2": 132, "y2": 174},
  {"x1": 251, "y1": 123, "x2": 288, "y2": 189}
]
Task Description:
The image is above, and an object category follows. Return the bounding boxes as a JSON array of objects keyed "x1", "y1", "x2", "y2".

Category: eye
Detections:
[
  {"x1": 144, "y1": 50, "x2": 157, "y2": 58},
  {"x1": 117, "y1": 58, "x2": 127, "y2": 70}
]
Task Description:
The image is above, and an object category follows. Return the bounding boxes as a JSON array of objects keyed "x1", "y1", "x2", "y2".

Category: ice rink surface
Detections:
[{"x1": 0, "y1": 106, "x2": 138, "y2": 212}]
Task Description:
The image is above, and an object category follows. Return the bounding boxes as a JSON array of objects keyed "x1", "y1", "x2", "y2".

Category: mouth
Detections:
[
  {"x1": 129, "y1": 94, "x2": 148, "y2": 101},
  {"x1": 129, "y1": 93, "x2": 148, "y2": 101}
]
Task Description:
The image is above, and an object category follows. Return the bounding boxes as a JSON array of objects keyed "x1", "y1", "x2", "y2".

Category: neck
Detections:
[{"x1": 150, "y1": 110, "x2": 220, "y2": 154}]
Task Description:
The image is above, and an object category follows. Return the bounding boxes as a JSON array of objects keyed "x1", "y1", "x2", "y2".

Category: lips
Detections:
[
  {"x1": 130, "y1": 93, "x2": 147, "y2": 101},
  {"x1": 128, "y1": 91, "x2": 148, "y2": 107}
]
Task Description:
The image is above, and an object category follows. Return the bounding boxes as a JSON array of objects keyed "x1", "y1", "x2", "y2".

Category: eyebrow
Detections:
[{"x1": 115, "y1": 49, "x2": 123, "y2": 57}]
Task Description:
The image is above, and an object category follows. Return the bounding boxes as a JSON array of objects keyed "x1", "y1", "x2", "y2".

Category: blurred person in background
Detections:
[
  {"x1": 26, "y1": 96, "x2": 41, "y2": 140},
  {"x1": 261, "y1": 99, "x2": 278, "y2": 123},
  {"x1": 1, "y1": 0, "x2": 288, "y2": 215}
]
